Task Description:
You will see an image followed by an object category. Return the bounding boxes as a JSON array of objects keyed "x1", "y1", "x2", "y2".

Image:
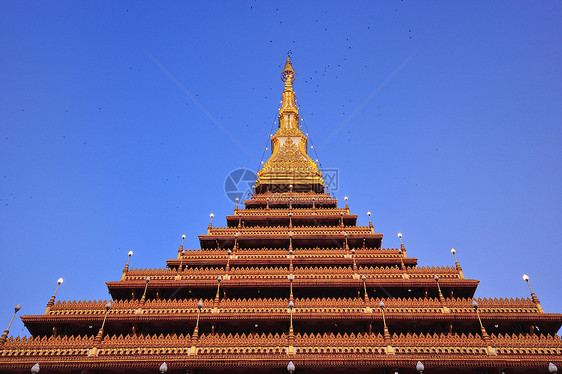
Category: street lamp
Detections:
[
  {"x1": 361, "y1": 275, "x2": 369, "y2": 303},
  {"x1": 472, "y1": 299, "x2": 495, "y2": 355},
  {"x1": 289, "y1": 232, "x2": 293, "y2": 250},
  {"x1": 434, "y1": 275, "x2": 443, "y2": 298},
  {"x1": 288, "y1": 274, "x2": 295, "y2": 300},
  {"x1": 379, "y1": 301, "x2": 387, "y2": 329},
  {"x1": 178, "y1": 235, "x2": 186, "y2": 268},
  {"x1": 287, "y1": 298, "x2": 296, "y2": 352},
  {"x1": 398, "y1": 232, "x2": 405, "y2": 255},
  {"x1": 472, "y1": 299, "x2": 483, "y2": 327},
  {"x1": 226, "y1": 249, "x2": 232, "y2": 272},
  {"x1": 141, "y1": 276, "x2": 150, "y2": 302},
  {"x1": 0, "y1": 304, "x2": 21, "y2": 345},
  {"x1": 91, "y1": 301, "x2": 112, "y2": 352},
  {"x1": 190, "y1": 300, "x2": 204, "y2": 353},
  {"x1": 196, "y1": 300, "x2": 203, "y2": 329},
  {"x1": 45, "y1": 278, "x2": 64, "y2": 313},
  {"x1": 397, "y1": 248, "x2": 405, "y2": 270},
  {"x1": 55, "y1": 277, "x2": 64, "y2": 293},
  {"x1": 451, "y1": 248, "x2": 458, "y2": 263},
  {"x1": 450, "y1": 248, "x2": 464, "y2": 278},
  {"x1": 215, "y1": 276, "x2": 223, "y2": 305},
  {"x1": 522, "y1": 274, "x2": 542, "y2": 306},
  {"x1": 126, "y1": 250, "x2": 133, "y2": 268},
  {"x1": 288, "y1": 300, "x2": 295, "y2": 329},
  {"x1": 101, "y1": 301, "x2": 112, "y2": 331},
  {"x1": 122, "y1": 250, "x2": 134, "y2": 280},
  {"x1": 209, "y1": 213, "x2": 214, "y2": 227},
  {"x1": 287, "y1": 361, "x2": 295, "y2": 374}
]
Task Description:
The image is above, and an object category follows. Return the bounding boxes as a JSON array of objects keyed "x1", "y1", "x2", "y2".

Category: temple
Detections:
[{"x1": 1, "y1": 56, "x2": 561, "y2": 374}]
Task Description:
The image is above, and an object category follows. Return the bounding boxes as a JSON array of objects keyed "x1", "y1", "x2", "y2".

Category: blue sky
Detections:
[{"x1": 1, "y1": 1, "x2": 561, "y2": 336}]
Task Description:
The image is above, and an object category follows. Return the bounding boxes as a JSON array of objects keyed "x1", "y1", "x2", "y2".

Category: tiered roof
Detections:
[{"x1": 0, "y1": 56, "x2": 560, "y2": 373}]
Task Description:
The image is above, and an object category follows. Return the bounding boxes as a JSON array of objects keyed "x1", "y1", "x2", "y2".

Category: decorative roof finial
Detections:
[{"x1": 281, "y1": 53, "x2": 296, "y2": 83}]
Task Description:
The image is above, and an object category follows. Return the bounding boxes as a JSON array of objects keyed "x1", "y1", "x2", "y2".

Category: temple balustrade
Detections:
[
  {"x1": 0, "y1": 334, "x2": 94, "y2": 359},
  {"x1": 126, "y1": 268, "x2": 177, "y2": 276},
  {"x1": 206, "y1": 226, "x2": 374, "y2": 235},
  {"x1": 0, "y1": 334, "x2": 94, "y2": 350},
  {"x1": 46, "y1": 298, "x2": 212, "y2": 316},
  {"x1": 125, "y1": 265, "x2": 456, "y2": 277},
  {"x1": 176, "y1": 247, "x2": 410, "y2": 257},
  {"x1": 116, "y1": 276, "x2": 469, "y2": 287},
  {"x1": 125, "y1": 267, "x2": 222, "y2": 280},
  {"x1": 229, "y1": 207, "x2": 349, "y2": 216},
  {"x1": 246, "y1": 193, "x2": 335, "y2": 202},
  {"x1": 168, "y1": 249, "x2": 417, "y2": 269},
  {"x1": 38, "y1": 297, "x2": 546, "y2": 318},
  {"x1": 392, "y1": 332, "x2": 487, "y2": 347},
  {"x1": 489, "y1": 332, "x2": 562, "y2": 348},
  {"x1": 1, "y1": 332, "x2": 560, "y2": 359},
  {"x1": 216, "y1": 224, "x2": 368, "y2": 230}
]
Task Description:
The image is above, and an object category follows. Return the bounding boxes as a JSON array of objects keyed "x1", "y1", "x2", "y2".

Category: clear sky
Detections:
[{"x1": 1, "y1": 1, "x2": 561, "y2": 336}]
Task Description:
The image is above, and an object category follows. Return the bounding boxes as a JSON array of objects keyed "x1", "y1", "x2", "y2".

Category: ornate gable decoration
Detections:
[{"x1": 273, "y1": 138, "x2": 308, "y2": 167}]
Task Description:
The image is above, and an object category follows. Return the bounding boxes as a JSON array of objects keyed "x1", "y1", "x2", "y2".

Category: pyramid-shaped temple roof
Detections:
[{"x1": 0, "y1": 55, "x2": 560, "y2": 374}]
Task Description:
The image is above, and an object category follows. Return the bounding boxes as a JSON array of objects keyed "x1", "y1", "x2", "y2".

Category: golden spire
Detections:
[
  {"x1": 281, "y1": 54, "x2": 296, "y2": 86},
  {"x1": 255, "y1": 55, "x2": 324, "y2": 193},
  {"x1": 278, "y1": 55, "x2": 299, "y2": 131}
]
